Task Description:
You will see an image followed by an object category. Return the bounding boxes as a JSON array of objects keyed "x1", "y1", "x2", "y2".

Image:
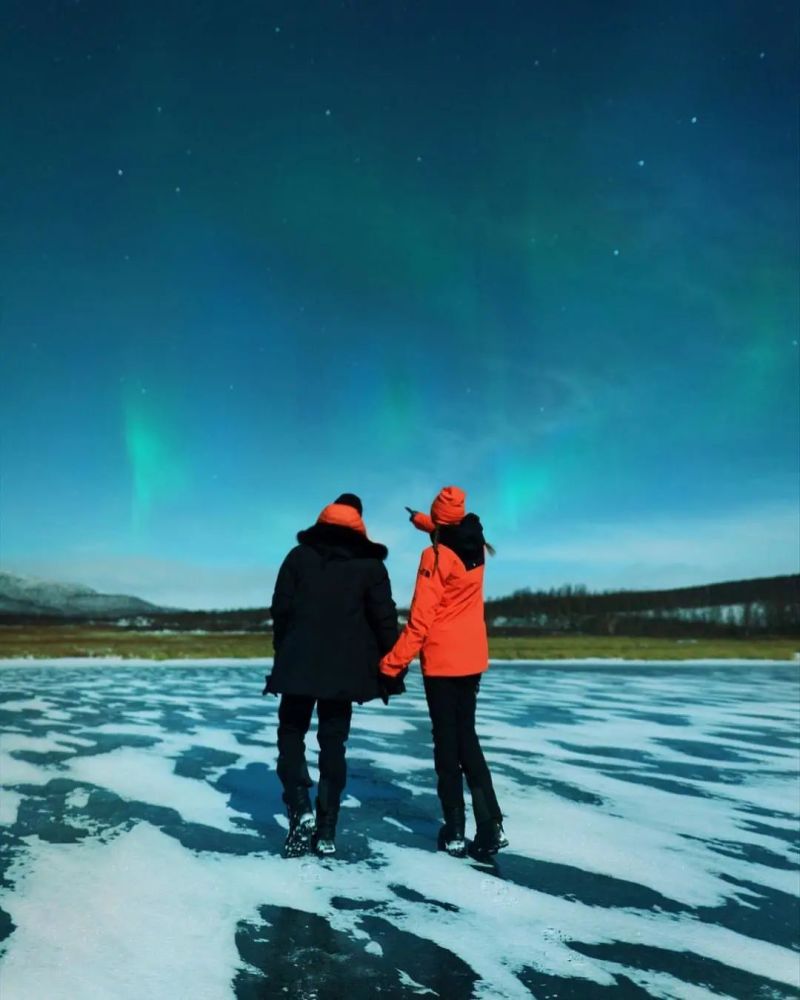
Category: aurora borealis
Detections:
[{"x1": 1, "y1": 1, "x2": 798, "y2": 608}]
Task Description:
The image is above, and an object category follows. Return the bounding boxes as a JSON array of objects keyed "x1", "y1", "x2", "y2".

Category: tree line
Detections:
[
  {"x1": 484, "y1": 574, "x2": 799, "y2": 636},
  {"x1": 2, "y1": 574, "x2": 797, "y2": 638}
]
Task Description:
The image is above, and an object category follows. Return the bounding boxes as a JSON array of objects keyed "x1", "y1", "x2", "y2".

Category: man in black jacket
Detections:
[{"x1": 264, "y1": 493, "x2": 401, "y2": 856}]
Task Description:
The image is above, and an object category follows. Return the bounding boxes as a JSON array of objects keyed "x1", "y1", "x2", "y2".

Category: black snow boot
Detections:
[
  {"x1": 470, "y1": 819, "x2": 509, "y2": 859},
  {"x1": 313, "y1": 781, "x2": 340, "y2": 856},
  {"x1": 437, "y1": 806, "x2": 467, "y2": 858},
  {"x1": 283, "y1": 786, "x2": 316, "y2": 858}
]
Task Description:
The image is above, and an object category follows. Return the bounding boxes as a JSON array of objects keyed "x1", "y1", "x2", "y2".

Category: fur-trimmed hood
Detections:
[{"x1": 297, "y1": 522, "x2": 388, "y2": 561}]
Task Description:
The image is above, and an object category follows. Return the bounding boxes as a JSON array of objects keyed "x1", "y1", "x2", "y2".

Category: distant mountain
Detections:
[{"x1": 0, "y1": 572, "x2": 171, "y2": 618}]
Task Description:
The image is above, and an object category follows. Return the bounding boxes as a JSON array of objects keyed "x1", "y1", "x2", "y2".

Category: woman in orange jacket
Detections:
[{"x1": 380, "y1": 486, "x2": 507, "y2": 858}]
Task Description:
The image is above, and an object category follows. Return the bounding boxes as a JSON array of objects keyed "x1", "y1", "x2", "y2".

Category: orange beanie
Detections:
[
  {"x1": 317, "y1": 502, "x2": 367, "y2": 535},
  {"x1": 430, "y1": 485, "x2": 466, "y2": 525}
]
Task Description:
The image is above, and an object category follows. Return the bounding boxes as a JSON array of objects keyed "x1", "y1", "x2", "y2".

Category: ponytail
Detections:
[{"x1": 431, "y1": 521, "x2": 494, "y2": 567}]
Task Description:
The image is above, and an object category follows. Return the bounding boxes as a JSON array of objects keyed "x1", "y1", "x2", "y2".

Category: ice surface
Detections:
[
  {"x1": 0, "y1": 660, "x2": 797, "y2": 999},
  {"x1": 0, "y1": 732, "x2": 86, "y2": 756}
]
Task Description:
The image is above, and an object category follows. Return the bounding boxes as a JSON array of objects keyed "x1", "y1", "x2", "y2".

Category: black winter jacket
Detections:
[{"x1": 264, "y1": 523, "x2": 399, "y2": 702}]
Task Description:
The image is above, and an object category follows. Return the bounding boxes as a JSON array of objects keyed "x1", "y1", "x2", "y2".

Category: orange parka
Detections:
[{"x1": 380, "y1": 508, "x2": 489, "y2": 678}]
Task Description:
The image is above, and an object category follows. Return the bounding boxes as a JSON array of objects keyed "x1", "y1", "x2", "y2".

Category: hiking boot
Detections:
[
  {"x1": 314, "y1": 780, "x2": 340, "y2": 856},
  {"x1": 282, "y1": 786, "x2": 315, "y2": 858},
  {"x1": 284, "y1": 808, "x2": 315, "y2": 857},
  {"x1": 313, "y1": 810, "x2": 338, "y2": 855},
  {"x1": 470, "y1": 819, "x2": 508, "y2": 858},
  {"x1": 314, "y1": 835, "x2": 337, "y2": 856},
  {"x1": 437, "y1": 806, "x2": 467, "y2": 858}
]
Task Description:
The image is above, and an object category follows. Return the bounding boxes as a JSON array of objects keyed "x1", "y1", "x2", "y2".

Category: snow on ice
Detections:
[{"x1": 0, "y1": 659, "x2": 798, "y2": 999}]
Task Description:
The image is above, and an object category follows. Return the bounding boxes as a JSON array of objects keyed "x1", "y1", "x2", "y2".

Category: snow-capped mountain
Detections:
[{"x1": 0, "y1": 572, "x2": 168, "y2": 618}]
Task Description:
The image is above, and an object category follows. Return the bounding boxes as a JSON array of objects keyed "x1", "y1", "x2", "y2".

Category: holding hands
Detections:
[{"x1": 378, "y1": 666, "x2": 409, "y2": 705}]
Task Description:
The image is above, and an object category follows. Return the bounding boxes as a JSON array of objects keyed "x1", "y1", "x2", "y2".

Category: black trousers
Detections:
[
  {"x1": 423, "y1": 674, "x2": 502, "y2": 824},
  {"x1": 276, "y1": 695, "x2": 353, "y2": 810}
]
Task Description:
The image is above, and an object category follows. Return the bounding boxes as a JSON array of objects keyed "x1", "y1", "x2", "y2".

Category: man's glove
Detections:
[{"x1": 378, "y1": 667, "x2": 408, "y2": 705}]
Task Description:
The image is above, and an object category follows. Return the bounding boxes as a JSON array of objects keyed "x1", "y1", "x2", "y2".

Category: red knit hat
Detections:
[
  {"x1": 317, "y1": 502, "x2": 367, "y2": 535},
  {"x1": 409, "y1": 486, "x2": 467, "y2": 533},
  {"x1": 431, "y1": 485, "x2": 466, "y2": 524}
]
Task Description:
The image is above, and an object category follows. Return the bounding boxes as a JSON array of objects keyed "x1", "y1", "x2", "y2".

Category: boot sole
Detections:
[
  {"x1": 468, "y1": 839, "x2": 505, "y2": 860},
  {"x1": 469, "y1": 824, "x2": 509, "y2": 859}
]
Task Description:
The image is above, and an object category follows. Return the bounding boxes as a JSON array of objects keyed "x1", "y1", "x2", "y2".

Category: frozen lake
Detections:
[{"x1": 0, "y1": 659, "x2": 798, "y2": 999}]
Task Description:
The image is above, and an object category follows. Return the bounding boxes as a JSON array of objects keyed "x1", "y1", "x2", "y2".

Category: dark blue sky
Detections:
[{"x1": 1, "y1": 1, "x2": 798, "y2": 608}]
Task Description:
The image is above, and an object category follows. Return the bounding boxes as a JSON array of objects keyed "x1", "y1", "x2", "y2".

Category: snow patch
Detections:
[
  {"x1": 0, "y1": 789, "x2": 22, "y2": 826},
  {"x1": 65, "y1": 749, "x2": 248, "y2": 832}
]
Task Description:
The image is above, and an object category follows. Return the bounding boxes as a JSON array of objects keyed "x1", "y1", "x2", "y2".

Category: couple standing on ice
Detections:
[{"x1": 263, "y1": 485, "x2": 508, "y2": 860}]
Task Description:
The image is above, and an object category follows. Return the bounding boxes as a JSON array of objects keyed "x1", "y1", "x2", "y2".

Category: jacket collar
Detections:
[{"x1": 297, "y1": 522, "x2": 388, "y2": 561}]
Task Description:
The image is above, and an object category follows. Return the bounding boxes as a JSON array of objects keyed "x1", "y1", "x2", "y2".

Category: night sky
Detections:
[{"x1": 1, "y1": 1, "x2": 798, "y2": 609}]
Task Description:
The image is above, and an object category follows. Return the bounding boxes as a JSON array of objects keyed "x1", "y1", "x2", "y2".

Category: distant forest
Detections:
[
  {"x1": 484, "y1": 574, "x2": 799, "y2": 637},
  {"x1": 6, "y1": 574, "x2": 797, "y2": 638}
]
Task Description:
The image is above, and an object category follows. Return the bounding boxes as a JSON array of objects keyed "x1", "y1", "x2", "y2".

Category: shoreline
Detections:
[
  {"x1": 2, "y1": 628, "x2": 795, "y2": 663},
  {"x1": 0, "y1": 656, "x2": 797, "y2": 668}
]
